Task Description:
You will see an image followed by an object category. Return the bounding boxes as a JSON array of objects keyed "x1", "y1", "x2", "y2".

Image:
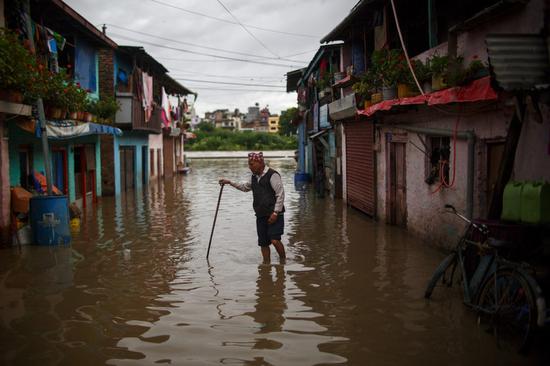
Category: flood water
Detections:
[{"x1": 1, "y1": 158, "x2": 547, "y2": 365}]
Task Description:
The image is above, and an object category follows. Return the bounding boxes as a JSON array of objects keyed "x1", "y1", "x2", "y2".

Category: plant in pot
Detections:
[
  {"x1": 94, "y1": 96, "x2": 121, "y2": 124},
  {"x1": 41, "y1": 70, "x2": 73, "y2": 119},
  {"x1": 0, "y1": 28, "x2": 40, "y2": 103},
  {"x1": 352, "y1": 75, "x2": 373, "y2": 110},
  {"x1": 371, "y1": 48, "x2": 405, "y2": 100},
  {"x1": 65, "y1": 84, "x2": 88, "y2": 120},
  {"x1": 411, "y1": 59, "x2": 432, "y2": 94},
  {"x1": 428, "y1": 54, "x2": 449, "y2": 91},
  {"x1": 464, "y1": 56, "x2": 489, "y2": 83}
]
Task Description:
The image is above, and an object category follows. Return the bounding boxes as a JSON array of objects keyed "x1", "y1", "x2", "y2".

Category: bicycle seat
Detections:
[{"x1": 487, "y1": 237, "x2": 517, "y2": 250}]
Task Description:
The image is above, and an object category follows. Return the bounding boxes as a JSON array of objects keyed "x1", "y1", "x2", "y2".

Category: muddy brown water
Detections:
[{"x1": 1, "y1": 158, "x2": 547, "y2": 365}]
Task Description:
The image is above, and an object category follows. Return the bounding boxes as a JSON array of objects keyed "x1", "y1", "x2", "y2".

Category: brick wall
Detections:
[
  {"x1": 100, "y1": 135, "x2": 115, "y2": 196},
  {"x1": 98, "y1": 48, "x2": 115, "y2": 98}
]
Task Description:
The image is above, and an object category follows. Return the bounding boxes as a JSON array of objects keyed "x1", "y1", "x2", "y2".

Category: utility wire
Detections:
[
  {"x1": 170, "y1": 70, "x2": 284, "y2": 81},
  {"x1": 104, "y1": 24, "x2": 303, "y2": 62},
  {"x1": 173, "y1": 78, "x2": 285, "y2": 88},
  {"x1": 214, "y1": 0, "x2": 279, "y2": 58},
  {"x1": 108, "y1": 33, "x2": 306, "y2": 68},
  {"x1": 184, "y1": 86, "x2": 288, "y2": 93},
  {"x1": 150, "y1": 0, "x2": 319, "y2": 39}
]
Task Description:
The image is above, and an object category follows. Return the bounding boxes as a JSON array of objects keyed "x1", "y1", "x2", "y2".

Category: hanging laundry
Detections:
[
  {"x1": 183, "y1": 98, "x2": 189, "y2": 113},
  {"x1": 161, "y1": 87, "x2": 171, "y2": 128},
  {"x1": 142, "y1": 72, "x2": 153, "y2": 122}
]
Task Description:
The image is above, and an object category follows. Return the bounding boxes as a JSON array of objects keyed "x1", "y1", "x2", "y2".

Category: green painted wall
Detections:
[{"x1": 8, "y1": 125, "x2": 102, "y2": 202}]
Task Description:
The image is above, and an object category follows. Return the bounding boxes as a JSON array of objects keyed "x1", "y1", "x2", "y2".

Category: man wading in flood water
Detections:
[{"x1": 219, "y1": 152, "x2": 286, "y2": 263}]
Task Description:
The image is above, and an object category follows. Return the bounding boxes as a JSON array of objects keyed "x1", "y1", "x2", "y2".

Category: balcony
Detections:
[{"x1": 115, "y1": 92, "x2": 162, "y2": 134}]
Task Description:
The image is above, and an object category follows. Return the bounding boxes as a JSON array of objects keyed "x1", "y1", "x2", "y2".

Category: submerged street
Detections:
[{"x1": 0, "y1": 158, "x2": 546, "y2": 365}]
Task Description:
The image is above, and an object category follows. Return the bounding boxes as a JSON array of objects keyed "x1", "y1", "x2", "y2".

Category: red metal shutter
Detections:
[{"x1": 345, "y1": 120, "x2": 375, "y2": 216}]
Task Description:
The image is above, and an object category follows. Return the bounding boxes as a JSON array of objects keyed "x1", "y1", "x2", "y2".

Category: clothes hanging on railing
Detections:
[{"x1": 141, "y1": 71, "x2": 153, "y2": 122}]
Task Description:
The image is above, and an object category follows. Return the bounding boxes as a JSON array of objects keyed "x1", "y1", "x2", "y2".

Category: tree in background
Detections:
[
  {"x1": 278, "y1": 107, "x2": 298, "y2": 136},
  {"x1": 196, "y1": 121, "x2": 214, "y2": 133}
]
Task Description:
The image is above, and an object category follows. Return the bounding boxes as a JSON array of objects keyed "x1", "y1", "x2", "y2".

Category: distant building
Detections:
[{"x1": 268, "y1": 115, "x2": 279, "y2": 133}]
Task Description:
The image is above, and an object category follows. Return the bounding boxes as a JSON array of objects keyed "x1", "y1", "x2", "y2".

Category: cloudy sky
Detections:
[{"x1": 65, "y1": 0, "x2": 358, "y2": 117}]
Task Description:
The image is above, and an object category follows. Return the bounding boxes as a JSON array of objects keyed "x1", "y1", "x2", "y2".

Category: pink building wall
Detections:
[
  {"x1": 376, "y1": 100, "x2": 549, "y2": 248},
  {"x1": 0, "y1": 117, "x2": 10, "y2": 244}
]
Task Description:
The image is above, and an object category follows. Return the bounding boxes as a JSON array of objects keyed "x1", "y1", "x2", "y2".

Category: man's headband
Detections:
[{"x1": 248, "y1": 152, "x2": 264, "y2": 163}]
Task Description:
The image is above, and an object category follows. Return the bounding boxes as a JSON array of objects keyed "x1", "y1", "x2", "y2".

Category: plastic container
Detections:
[
  {"x1": 521, "y1": 182, "x2": 550, "y2": 224},
  {"x1": 11, "y1": 187, "x2": 33, "y2": 214},
  {"x1": 29, "y1": 195, "x2": 71, "y2": 245},
  {"x1": 501, "y1": 181, "x2": 523, "y2": 222}
]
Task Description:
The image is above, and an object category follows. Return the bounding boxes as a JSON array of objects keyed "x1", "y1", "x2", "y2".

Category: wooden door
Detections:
[
  {"x1": 119, "y1": 146, "x2": 135, "y2": 192},
  {"x1": 387, "y1": 135, "x2": 407, "y2": 227}
]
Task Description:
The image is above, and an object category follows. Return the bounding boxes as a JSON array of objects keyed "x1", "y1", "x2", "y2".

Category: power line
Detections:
[
  {"x1": 185, "y1": 86, "x2": 288, "y2": 93},
  {"x1": 173, "y1": 78, "x2": 285, "y2": 88},
  {"x1": 149, "y1": 0, "x2": 319, "y2": 39},
  {"x1": 108, "y1": 33, "x2": 306, "y2": 68},
  {"x1": 104, "y1": 24, "x2": 302, "y2": 62},
  {"x1": 166, "y1": 67, "x2": 284, "y2": 81},
  {"x1": 214, "y1": 0, "x2": 279, "y2": 58}
]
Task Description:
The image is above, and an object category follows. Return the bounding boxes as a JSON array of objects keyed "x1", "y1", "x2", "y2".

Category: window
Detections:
[{"x1": 426, "y1": 136, "x2": 450, "y2": 185}]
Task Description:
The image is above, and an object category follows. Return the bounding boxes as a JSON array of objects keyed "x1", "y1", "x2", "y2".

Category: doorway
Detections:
[
  {"x1": 119, "y1": 146, "x2": 135, "y2": 192},
  {"x1": 386, "y1": 134, "x2": 407, "y2": 227}
]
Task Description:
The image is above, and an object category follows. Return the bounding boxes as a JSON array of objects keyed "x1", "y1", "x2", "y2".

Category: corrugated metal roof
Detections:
[{"x1": 486, "y1": 34, "x2": 549, "y2": 91}]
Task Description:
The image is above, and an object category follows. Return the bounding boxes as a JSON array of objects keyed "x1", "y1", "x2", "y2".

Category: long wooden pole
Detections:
[
  {"x1": 206, "y1": 184, "x2": 224, "y2": 259},
  {"x1": 23, "y1": 0, "x2": 53, "y2": 195}
]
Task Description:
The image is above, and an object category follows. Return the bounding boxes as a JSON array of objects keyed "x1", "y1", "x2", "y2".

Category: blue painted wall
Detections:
[{"x1": 115, "y1": 131, "x2": 149, "y2": 195}]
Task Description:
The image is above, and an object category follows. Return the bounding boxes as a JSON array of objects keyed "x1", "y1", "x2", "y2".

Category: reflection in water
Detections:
[{"x1": 0, "y1": 158, "x2": 547, "y2": 365}]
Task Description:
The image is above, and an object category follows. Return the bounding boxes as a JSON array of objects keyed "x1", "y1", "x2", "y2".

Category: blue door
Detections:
[{"x1": 51, "y1": 150, "x2": 66, "y2": 193}]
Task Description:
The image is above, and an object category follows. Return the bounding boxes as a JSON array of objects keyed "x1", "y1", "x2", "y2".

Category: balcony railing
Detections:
[{"x1": 115, "y1": 92, "x2": 162, "y2": 134}]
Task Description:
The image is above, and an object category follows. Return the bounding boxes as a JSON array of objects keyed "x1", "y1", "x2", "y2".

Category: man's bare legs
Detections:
[
  {"x1": 261, "y1": 241, "x2": 286, "y2": 264},
  {"x1": 271, "y1": 240, "x2": 286, "y2": 263},
  {"x1": 261, "y1": 246, "x2": 271, "y2": 263}
]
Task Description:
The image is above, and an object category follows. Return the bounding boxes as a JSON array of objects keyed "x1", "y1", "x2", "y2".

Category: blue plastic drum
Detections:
[{"x1": 29, "y1": 195, "x2": 71, "y2": 245}]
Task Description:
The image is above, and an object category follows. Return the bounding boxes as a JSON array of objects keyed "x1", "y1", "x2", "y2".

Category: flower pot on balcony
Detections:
[
  {"x1": 83, "y1": 112, "x2": 93, "y2": 122},
  {"x1": 397, "y1": 84, "x2": 412, "y2": 99},
  {"x1": 46, "y1": 106, "x2": 63, "y2": 120},
  {"x1": 371, "y1": 92, "x2": 383, "y2": 104},
  {"x1": 364, "y1": 100, "x2": 373, "y2": 110},
  {"x1": 382, "y1": 86, "x2": 397, "y2": 101},
  {"x1": 422, "y1": 80, "x2": 433, "y2": 94},
  {"x1": 0, "y1": 90, "x2": 24, "y2": 103},
  {"x1": 432, "y1": 75, "x2": 447, "y2": 91},
  {"x1": 68, "y1": 111, "x2": 78, "y2": 120}
]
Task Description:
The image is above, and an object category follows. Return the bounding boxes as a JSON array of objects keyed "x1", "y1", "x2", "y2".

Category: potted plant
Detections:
[
  {"x1": 428, "y1": 54, "x2": 449, "y2": 91},
  {"x1": 93, "y1": 96, "x2": 120, "y2": 124},
  {"x1": 410, "y1": 59, "x2": 432, "y2": 94},
  {"x1": 0, "y1": 28, "x2": 40, "y2": 103},
  {"x1": 371, "y1": 48, "x2": 406, "y2": 100},
  {"x1": 464, "y1": 56, "x2": 489, "y2": 83}
]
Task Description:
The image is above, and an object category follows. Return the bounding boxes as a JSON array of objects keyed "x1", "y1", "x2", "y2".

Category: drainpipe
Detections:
[{"x1": 393, "y1": 125, "x2": 476, "y2": 219}]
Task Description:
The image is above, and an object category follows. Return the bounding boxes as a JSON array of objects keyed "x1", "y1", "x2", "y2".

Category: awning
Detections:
[
  {"x1": 358, "y1": 76, "x2": 498, "y2": 117},
  {"x1": 35, "y1": 121, "x2": 123, "y2": 139}
]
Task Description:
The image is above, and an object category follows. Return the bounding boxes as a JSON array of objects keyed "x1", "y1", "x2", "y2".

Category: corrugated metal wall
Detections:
[{"x1": 344, "y1": 120, "x2": 375, "y2": 216}]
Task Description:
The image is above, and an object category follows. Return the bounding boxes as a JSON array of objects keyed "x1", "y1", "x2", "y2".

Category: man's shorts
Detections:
[{"x1": 256, "y1": 214, "x2": 284, "y2": 247}]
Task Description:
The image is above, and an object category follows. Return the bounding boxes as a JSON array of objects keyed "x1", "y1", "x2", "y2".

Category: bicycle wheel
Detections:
[
  {"x1": 425, "y1": 253, "x2": 458, "y2": 299},
  {"x1": 476, "y1": 268, "x2": 538, "y2": 353}
]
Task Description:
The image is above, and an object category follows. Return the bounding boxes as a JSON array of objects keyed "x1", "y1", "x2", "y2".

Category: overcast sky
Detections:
[{"x1": 65, "y1": 0, "x2": 358, "y2": 117}]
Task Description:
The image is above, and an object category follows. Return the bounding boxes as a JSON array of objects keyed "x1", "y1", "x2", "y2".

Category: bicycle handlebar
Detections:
[{"x1": 444, "y1": 204, "x2": 489, "y2": 236}]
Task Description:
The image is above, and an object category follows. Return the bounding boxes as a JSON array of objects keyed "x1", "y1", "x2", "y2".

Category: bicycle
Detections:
[{"x1": 424, "y1": 204, "x2": 547, "y2": 353}]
